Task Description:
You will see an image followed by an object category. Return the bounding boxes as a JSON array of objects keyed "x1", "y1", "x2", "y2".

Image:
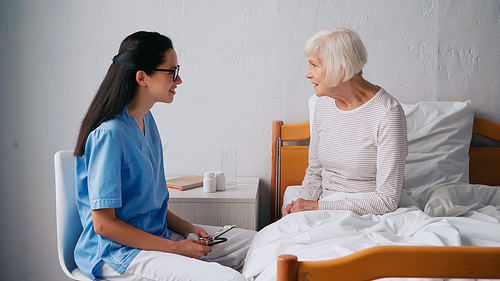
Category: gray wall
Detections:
[{"x1": 0, "y1": 0, "x2": 499, "y2": 280}]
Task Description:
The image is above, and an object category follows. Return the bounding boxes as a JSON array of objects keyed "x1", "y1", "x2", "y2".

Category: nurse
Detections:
[{"x1": 73, "y1": 31, "x2": 255, "y2": 281}]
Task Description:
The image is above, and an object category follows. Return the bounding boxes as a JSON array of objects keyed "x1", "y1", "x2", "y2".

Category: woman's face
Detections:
[
  {"x1": 305, "y1": 55, "x2": 326, "y2": 97},
  {"x1": 147, "y1": 49, "x2": 182, "y2": 104}
]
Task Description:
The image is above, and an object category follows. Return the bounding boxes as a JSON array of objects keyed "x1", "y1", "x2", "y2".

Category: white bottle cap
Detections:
[
  {"x1": 215, "y1": 171, "x2": 225, "y2": 176},
  {"x1": 204, "y1": 171, "x2": 215, "y2": 178}
]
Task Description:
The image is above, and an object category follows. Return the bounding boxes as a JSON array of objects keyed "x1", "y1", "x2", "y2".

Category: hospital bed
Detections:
[{"x1": 242, "y1": 101, "x2": 500, "y2": 281}]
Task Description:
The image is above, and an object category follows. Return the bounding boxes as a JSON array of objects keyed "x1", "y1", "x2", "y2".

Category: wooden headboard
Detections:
[{"x1": 271, "y1": 116, "x2": 500, "y2": 221}]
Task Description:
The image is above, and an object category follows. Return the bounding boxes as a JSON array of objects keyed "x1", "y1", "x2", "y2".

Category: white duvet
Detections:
[{"x1": 242, "y1": 183, "x2": 500, "y2": 281}]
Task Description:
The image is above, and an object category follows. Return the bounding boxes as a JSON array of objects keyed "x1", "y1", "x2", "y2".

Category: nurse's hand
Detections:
[
  {"x1": 175, "y1": 239, "x2": 213, "y2": 259},
  {"x1": 185, "y1": 225, "x2": 210, "y2": 241}
]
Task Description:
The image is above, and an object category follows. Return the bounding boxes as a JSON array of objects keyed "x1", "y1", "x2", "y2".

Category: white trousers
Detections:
[{"x1": 95, "y1": 225, "x2": 256, "y2": 281}]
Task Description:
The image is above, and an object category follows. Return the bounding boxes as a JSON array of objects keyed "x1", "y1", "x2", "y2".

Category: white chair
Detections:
[{"x1": 54, "y1": 150, "x2": 93, "y2": 280}]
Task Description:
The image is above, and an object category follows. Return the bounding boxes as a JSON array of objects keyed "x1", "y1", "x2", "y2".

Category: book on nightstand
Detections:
[{"x1": 167, "y1": 175, "x2": 204, "y2": 191}]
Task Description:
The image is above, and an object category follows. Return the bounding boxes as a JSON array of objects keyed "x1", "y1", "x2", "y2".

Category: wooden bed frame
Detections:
[{"x1": 271, "y1": 116, "x2": 500, "y2": 281}]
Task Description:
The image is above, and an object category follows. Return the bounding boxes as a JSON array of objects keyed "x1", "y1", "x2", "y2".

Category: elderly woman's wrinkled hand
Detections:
[
  {"x1": 283, "y1": 198, "x2": 319, "y2": 216},
  {"x1": 282, "y1": 203, "x2": 293, "y2": 217}
]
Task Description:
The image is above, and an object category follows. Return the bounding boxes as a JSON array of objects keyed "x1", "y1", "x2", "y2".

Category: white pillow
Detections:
[{"x1": 401, "y1": 101, "x2": 473, "y2": 199}]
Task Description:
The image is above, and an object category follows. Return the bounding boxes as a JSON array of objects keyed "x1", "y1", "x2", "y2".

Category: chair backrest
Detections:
[{"x1": 54, "y1": 150, "x2": 82, "y2": 278}]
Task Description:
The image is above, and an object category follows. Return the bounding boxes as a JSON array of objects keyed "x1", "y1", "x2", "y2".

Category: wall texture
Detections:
[{"x1": 0, "y1": 0, "x2": 499, "y2": 280}]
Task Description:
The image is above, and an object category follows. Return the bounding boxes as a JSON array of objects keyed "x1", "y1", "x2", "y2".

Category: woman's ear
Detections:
[{"x1": 136, "y1": 70, "x2": 148, "y2": 87}]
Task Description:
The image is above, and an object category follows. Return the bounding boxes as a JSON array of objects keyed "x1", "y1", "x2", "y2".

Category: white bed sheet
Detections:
[{"x1": 242, "y1": 184, "x2": 500, "y2": 281}]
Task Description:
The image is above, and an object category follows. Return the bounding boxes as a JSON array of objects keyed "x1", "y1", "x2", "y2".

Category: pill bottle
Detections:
[
  {"x1": 203, "y1": 171, "x2": 216, "y2": 193},
  {"x1": 215, "y1": 171, "x2": 226, "y2": 191}
]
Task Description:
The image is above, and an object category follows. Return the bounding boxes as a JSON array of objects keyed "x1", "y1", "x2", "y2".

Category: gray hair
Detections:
[{"x1": 304, "y1": 28, "x2": 367, "y2": 87}]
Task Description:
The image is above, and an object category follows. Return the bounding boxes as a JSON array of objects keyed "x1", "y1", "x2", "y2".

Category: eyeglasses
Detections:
[{"x1": 151, "y1": 65, "x2": 180, "y2": 82}]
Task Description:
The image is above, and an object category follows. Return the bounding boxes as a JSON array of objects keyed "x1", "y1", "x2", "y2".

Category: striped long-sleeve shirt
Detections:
[{"x1": 299, "y1": 88, "x2": 408, "y2": 215}]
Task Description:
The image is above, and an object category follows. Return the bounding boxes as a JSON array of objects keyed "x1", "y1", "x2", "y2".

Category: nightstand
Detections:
[{"x1": 168, "y1": 177, "x2": 259, "y2": 230}]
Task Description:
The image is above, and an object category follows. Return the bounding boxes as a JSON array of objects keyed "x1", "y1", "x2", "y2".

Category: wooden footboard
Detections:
[{"x1": 277, "y1": 246, "x2": 500, "y2": 281}]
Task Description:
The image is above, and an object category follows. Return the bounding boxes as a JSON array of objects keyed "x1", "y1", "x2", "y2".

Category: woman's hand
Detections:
[
  {"x1": 282, "y1": 203, "x2": 293, "y2": 217},
  {"x1": 185, "y1": 225, "x2": 210, "y2": 240},
  {"x1": 174, "y1": 239, "x2": 213, "y2": 259},
  {"x1": 283, "y1": 198, "x2": 319, "y2": 217},
  {"x1": 166, "y1": 210, "x2": 210, "y2": 239},
  {"x1": 190, "y1": 225, "x2": 210, "y2": 239},
  {"x1": 92, "y1": 208, "x2": 213, "y2": 258}
]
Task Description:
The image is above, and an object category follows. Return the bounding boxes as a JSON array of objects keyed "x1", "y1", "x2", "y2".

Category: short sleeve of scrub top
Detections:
[{"x1": 87, "y1": 129, "x2": 123, "y2": 210}]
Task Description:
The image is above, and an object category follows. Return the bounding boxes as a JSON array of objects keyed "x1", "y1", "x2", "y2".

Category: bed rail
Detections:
[{"x1": 271, "y1": 120, "x2": 310, "y2": 221}]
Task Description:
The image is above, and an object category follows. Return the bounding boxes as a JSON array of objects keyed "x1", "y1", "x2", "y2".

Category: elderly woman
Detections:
[{"x1": 283, "y1": 28, "x2": 408, "y2": 217}]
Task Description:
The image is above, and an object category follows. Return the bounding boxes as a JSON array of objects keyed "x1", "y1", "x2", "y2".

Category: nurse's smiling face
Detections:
[{"x1": 146, "y1": 49, "x2": 182, "y2": 104}]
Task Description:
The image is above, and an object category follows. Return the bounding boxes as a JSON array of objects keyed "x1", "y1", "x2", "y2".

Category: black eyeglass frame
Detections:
[{"x1": 150, "y1": 65, "x2": 180, "y2": 82}]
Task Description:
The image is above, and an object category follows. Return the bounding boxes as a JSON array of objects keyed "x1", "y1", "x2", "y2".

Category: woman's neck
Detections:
[
  {"x1": 325, "y1": 76, "x2": 379, "y2": 111},
  {"x1": 126, "y1": 93, "x2": 152, "y2": 134}
]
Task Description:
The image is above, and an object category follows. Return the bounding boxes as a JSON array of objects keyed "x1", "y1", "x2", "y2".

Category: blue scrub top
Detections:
[{"x1": 74, "y1": 108, "x2": 171, "y2": 280}]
